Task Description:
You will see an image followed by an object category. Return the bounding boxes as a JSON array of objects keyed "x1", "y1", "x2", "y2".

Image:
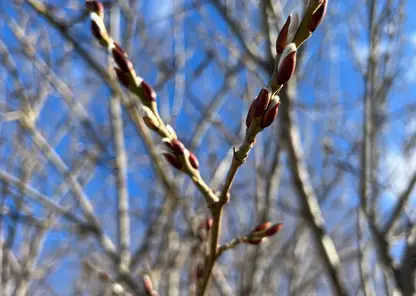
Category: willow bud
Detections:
[
  {"x1": 276, "y1": 15, "x2": 291, "y2": 54},
  {"x1": 112, "y1": 46, "x2": 132, "y2": 73},
  {"x1": 308, "y1": 0, "x2": 328, "y2": 33},
  {"x1": 139, "y1": 106, "x2": 159, "y2": 131},
  {"x1": 162, "y1": 138, "x2": 185, "y2": 170},
  {"x1": 141, "y1": 81, "x2": 157, "y2": 102},
  {"x1": 265, "y1": 223, "x2": 283, "y2": 237},
  {"x1": 261, "y1": 95, "x2": 280, "y2": 128},
  {"x1": 169, "y1": 139, "x2": 186, "y2": 155},
  {"x1": 163, "y1": 153, "x2": 182, "y2": 170},
  {"x1": 188, "y1": 151, "x2": 199, "y2": 170},
  {"x1": 253, "y1": 88, "x2": 271, "y2": 118},
  {"x1": 276, "y1": 43, "x2": 297, "y2": 85},
  {"x1": 114, "y1": 67, "x2": 131, "y2": 88}
]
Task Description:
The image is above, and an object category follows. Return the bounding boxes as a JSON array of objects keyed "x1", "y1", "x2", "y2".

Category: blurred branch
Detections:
[
  {"x1": 0, "y1": 170, "x2": 85, "y2": 225},
  {"x1": 208, "y1": 0, "x2": 273, "y2": 73},
  {"x1": 283, "y1": 88, "x2": 348, "y2": 296},
  {"x1": 109, "y1": 4, "x2": 131, "y2": 272},
  {"x1": 383, "y1": 171, "x2": 416, "y2": 235}
]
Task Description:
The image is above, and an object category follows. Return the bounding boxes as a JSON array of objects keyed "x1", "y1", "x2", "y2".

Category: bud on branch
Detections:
[
  {"x1": 246, "y1": 88, "x2": 280, "y2": 129},
  {"x1": 261, "y1": 96, "x2": 280, "y2": 128},
  {"x1": 276, "y1": 43, "x2": 297, "y2": 86},
  {"x1": 276, "y1": 15, "x2": 291, "y2": 54},
  {"x1": 308, "y1": 0, "x2": 328, "y2": 33},
  {"x1": 140, "y1": 81, "x2": 157, "y2": 102},
  {"x1": 162, "y1": 138, "x2": 199, "y2": 171},
  {"x1": 139, "y1": 106, "x2": 160, "y2": 132},
  {"x1": 112, "y1": 44, "x2": 132, "y2": 73},
  {"x1": 245, "y1": 222, "x2": 283, "y2": 245}
]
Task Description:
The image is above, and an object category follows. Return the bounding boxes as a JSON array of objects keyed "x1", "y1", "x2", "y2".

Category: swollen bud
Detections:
[
  {"x1": 162, "y1": 138, "x2": 198, "y2": 171},
  {"x1": 114, "y1": 67, "x2": 131, "y2": 88},
  {"x1": 276, "y1": 43, "x2": 297, "y2": 85},
  {"x1": 139, "y1": 106, "x2": 159, "y2": 131},
  {"x1": 261, "y1": 95, "x2": 280, "y2": 128},
  {"x1": 188, "y1": 151, "x2": 199, "y2": 170},
  {"x1": 140, "y1": 81, "x2": 157, "y2": 102},
  {"x1": 113, "y1": 42, "x2": 126, "y2": 56},
  {"x1": 253, "y1": 88, "x2": 271, "y2": 118},
  {"x1": 265, "y1": 223, "x2": 283, "y2": 237},
  {"x1": 168, "y1": 139, "x2": 186, "y2": 155},
  {"x1": 248, "y1": 221, "x2": 283, "y2": 242},
  {"x1": 112, "y1": 46, "x2": 132, "y2": 73},
  {"x1": 162, "y1": 138, "x2": 184, "y2": 170}
]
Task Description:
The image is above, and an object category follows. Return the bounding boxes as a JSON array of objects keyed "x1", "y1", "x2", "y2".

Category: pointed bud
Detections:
[
  {"x1": 276, "y1": 43, "x2": 297, "y2": 85},
  {"x1": 253, "y1": 221, "x2": 271, "y2": 232},
  {"x1": 112, "y1": 46, "x2": 132, "y2": 73},
  {"x1": 86, "y1": 0, "x2": 104, "y2": 18},
  {"x1": 253, "y1": 88, "x2": 271, "y2": 118},
  {"x1": 246, "y1": 101, "x2": 255, "y2": 128},
  {"x1": 261, "y1": 96, "x2": 280, "y2": 128},
  {"x1": 309, "y1": 0, "x2": 328, "y2": 33},
  {"x1": 276, "y1": 15, "x2": 291, "y2": 54},
  {"x1": 115, "y1": 67, "x2": 131, "y2": 88},
  {"x1": 139, "y1": 106, "x2": 159, "y2": 131},
  {"x1": 188, "y1": 151, "x2": 199, "y2": 169},
  {"x1": 141, "y1": 81, "x2": 157, "y2": 102},
  {"x1": 265, "y1": 223, "x2": 283, "y2": 237}
]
